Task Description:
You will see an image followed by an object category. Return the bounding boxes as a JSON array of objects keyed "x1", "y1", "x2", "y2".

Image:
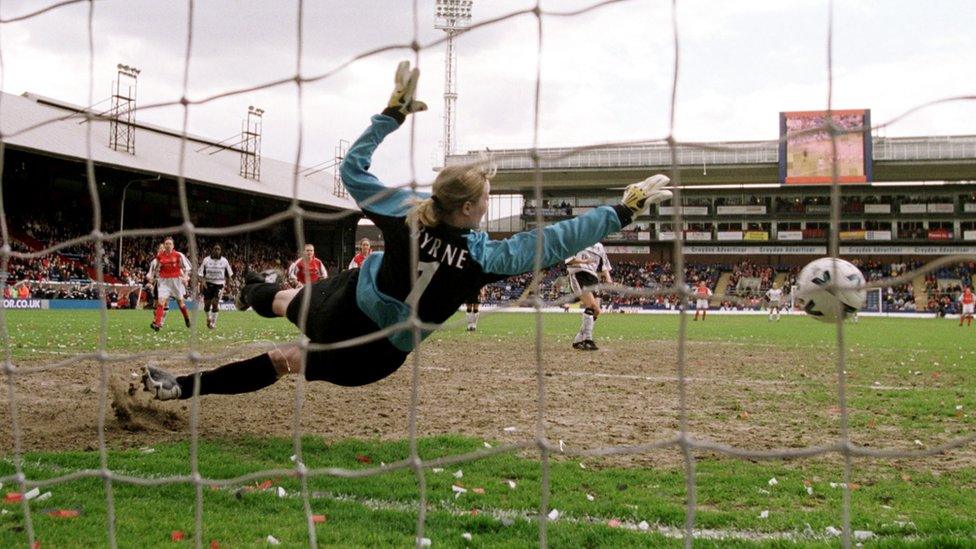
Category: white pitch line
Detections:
[{"x1": 307, "y1": 490, "x2": 902, "y2": 543}]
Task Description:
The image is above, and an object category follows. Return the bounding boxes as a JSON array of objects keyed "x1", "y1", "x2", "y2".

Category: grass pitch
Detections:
[{"x1": 0, "y1": 309, "x2": 974, "y2": 547}]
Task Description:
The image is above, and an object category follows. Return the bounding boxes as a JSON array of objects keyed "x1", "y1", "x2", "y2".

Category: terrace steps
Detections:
[{"x1": 713, "y1": 271, "x2": 733, "y2": 304}]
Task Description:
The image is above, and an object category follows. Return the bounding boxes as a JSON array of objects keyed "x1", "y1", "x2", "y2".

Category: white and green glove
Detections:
[
  {"x1": 621, "y1": 174, "x2": 672, "y2": 215},
  {"x1": 385, "y1": 61, "x2": 427, "y2": 119}
]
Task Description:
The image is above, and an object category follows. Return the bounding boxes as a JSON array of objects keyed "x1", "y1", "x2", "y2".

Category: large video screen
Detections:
[{"x1": 779, "y1": 109, "x2": 872, "y2": 184}]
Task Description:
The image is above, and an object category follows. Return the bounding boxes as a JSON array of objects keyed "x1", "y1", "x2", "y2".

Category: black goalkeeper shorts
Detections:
[
  {"x1": 286, "y1": 268, "x2": 409, "y2": 387},
  {"x1": 463, "y1": 289, "x2": 481, "y2": 305}
]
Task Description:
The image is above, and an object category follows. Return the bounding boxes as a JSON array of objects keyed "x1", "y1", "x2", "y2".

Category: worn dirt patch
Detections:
[
  {"x1": 109, "y1": 376, "x2": 186, "y2": 433},
  {"x1": 1, "y1": 338, "x2": 972, "y2": 471}
]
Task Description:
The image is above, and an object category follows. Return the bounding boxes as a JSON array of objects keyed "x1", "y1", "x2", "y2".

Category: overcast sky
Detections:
[{"x1": 1, "y1": 0, "x2": 973, "y2": 188}]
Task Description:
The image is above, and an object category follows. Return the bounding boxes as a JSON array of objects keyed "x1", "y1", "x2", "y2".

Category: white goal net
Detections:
[{"x1": 0, "y1": 2, "x2": 973, "y2": 548}]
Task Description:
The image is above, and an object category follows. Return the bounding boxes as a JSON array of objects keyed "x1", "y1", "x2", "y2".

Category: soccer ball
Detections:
[{"x1": 795, "y1": 258, "x2": 866, "y2": 322}]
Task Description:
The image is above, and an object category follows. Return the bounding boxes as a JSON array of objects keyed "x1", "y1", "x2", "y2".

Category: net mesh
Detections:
[{"x1": 0, "y1": 1, "x2": 974, "y2": 548}]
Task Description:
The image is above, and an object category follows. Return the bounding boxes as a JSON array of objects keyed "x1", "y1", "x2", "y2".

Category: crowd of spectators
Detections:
[
  {"x1": 479, "y1": 261, "x2": 724, "y2": 311},
  {"x1": 770, "y1": 194, "x2": 962, "y2": 216},
  {"x1": 774, "y1": 196, "x2": 829, "y2": 214},
  {"x1": 713, "y1": 196, "x2": 765, "y2": 207},
  {"x1": 851, "y1": 259, "x2": 919, "y2": 313},
  {"x1": 482, "y1": 266, "x2": 567, "y2": 304},
  {"x1": 898, "y1": 195, "x2": 938, "y2": 205},
  {"x1": 727, "y1": 261, "x2": 776, "y2": 296},
  {"x1": 524, "y1": 200, "x2": 574, "y2": 216},
  {"x1": 4, "y1": 241, "x2": 89, "y2": 286},
  {"x1": 5, "y1": 221, "x2": 968, "y2": 318},
  {"x1": 924, "y1": 262, "x2": 974, "y2": 316},
  {"x1": 5, "y1": 216, "x2": 973, "y2": 317},
  {"x1": 842, "y1": 197, "x2": 864, "y2": 214},
  {"x1": 897, "y1": 225, "x2": 928, "y2": 240},
  {"x1": 5, "y1": 215, "x2": 341, "y2": 302}
]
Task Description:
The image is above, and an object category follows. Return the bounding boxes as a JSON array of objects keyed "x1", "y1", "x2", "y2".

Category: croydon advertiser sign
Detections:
[{"x1": 684, "y1": 245, "x2": 976, "y2": 255}]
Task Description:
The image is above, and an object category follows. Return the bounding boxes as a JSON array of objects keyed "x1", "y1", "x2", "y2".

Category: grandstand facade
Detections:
[
  {"x1": 1, "y1": 91, "x2": 362, "y2": 302},
  {"x1": 447, "y1": 133, "x2": 976, "y2": 313}
]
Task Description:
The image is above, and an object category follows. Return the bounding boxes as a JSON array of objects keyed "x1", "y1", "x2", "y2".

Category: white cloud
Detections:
[{"x1": 0, "y1": 0, "x2": 972, "y2": 185}]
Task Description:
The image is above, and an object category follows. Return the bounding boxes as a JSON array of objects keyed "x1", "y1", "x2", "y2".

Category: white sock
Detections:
[
  {"x1": 212, "y1": 311, "x2": 218, "y2": 324},
  {"x1": 581, "y1": 310, "x2": 595, "y2": 340},
  {"x1": 574, "y1": 313, "x2": 587, "y2": 343},
  {"x1": 471, "y1": 311, "x2": 479, "y2": 327}
]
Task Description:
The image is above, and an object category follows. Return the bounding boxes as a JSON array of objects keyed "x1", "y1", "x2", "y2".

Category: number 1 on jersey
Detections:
[{"x1": 405, "y1": 261, "x2": 440, "y2": 307}]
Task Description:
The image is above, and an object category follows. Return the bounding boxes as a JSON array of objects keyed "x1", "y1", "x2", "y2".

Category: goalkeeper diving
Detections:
[{"x1": 141, "y1": 61, "x2": 673, "y2": 400}]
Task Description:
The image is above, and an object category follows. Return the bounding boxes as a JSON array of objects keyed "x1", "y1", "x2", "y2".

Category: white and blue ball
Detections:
[{"x1": 796, "y1": 257, "x2": 866, "y2": 322}]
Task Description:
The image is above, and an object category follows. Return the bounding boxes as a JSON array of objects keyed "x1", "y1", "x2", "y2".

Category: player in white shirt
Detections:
[
  {"x1": 146, "y1": 244, "x2": 166, "y2": 320},
  {"x1": 565, "y1": 242, "x2": 612, "y2": 350},
  {"x1": 198, "y1": 244, "x2": 234, "y2": 329},
  {"x1": 693, "y1": 281, "x2": 712, "y2": 321},
  {"x1": 765, "y1": 283, "x2": 783, "y2": 321}
]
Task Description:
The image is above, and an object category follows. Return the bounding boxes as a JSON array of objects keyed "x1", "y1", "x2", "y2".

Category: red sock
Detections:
[
  {"x1": 179, "y1": 304, "x2": 189, "y2": 320},
  {"x1": 154, "y1": 305, "x2": 165, "y2": 325}
]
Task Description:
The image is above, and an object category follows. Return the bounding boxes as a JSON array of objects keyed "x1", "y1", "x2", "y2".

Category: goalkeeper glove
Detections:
[
  {"x1": 621, "y1": 174, "x2": 672, "y2": 214},
  {"x1": 386, "y1": 61, "x2": 427, "y2": 119}
]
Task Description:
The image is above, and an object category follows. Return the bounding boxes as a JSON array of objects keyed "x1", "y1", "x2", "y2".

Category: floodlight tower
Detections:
[
  {"x1": 434, "y1": 0, "x2": 473, "y2": 162},
  {"x1": 109, "y1": 64, "x2": 140, "y2": 154},
  {"x1": 240, "y1": 106, "x2": 264, "y2": 180}
]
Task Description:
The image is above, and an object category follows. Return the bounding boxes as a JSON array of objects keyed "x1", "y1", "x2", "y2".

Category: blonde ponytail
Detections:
[
  {"x1": 408, "y1": 197, "x2": 440, "y2": 228},
  {"x1": 406, "y1": 158, "x2": 496, "y2": 228}
]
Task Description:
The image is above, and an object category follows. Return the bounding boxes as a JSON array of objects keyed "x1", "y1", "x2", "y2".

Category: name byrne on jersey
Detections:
[{"x1": 419, "y1": 230, "x2": 469, "y2": 270}]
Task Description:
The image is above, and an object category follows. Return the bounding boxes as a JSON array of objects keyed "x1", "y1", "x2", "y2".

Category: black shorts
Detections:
[
  {"x1": 570, "y1": 271, "x2": 600, "y2": 294},
  {"x1": 286, "y1": 269, "x2": 409, "y2": 387},
  {"x1": 463, "y1": 289, "x2": 481, "y2": 305},
  {"x1": 202, "y1": 282, "x2": 224, "y2": 301}
]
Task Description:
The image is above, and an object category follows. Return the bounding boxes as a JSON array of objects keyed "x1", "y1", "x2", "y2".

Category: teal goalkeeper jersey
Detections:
[{"x1": 340, "y1": 114, "x2": 633, "y2": 352}]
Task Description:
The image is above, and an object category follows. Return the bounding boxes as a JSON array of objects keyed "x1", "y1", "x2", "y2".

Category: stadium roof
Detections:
[
  {"x1": 448, "y1": 134, "x2": 976, "y2": 191},
  {"x1": 0, "y1": 91, "x2": 359, "y2": 211}
]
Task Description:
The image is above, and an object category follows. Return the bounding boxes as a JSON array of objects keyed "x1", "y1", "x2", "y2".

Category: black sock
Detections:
[
  {"x1": 176, "y1": 353, "x2": 279, "y2": 398},
  {"x1": 244, "y1": 283, "x2": 280, "y2": 318}
]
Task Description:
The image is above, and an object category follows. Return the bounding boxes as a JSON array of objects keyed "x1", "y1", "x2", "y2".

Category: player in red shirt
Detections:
[
  {"x1": 287, "y1": 244, "x2": 327, "y2": 288},
  {"x1": 960, "y1": 285, "x2": 974, "y2": 327},
  {"x1": 693, "y1": 281, "x2": 712, "y2": 321},
  {"x1": 348, "y1": 238, "x2": 372, "y2": 269},
  {"x1": 147, "y1": 237, "x2": 192, "y2": 331}
]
